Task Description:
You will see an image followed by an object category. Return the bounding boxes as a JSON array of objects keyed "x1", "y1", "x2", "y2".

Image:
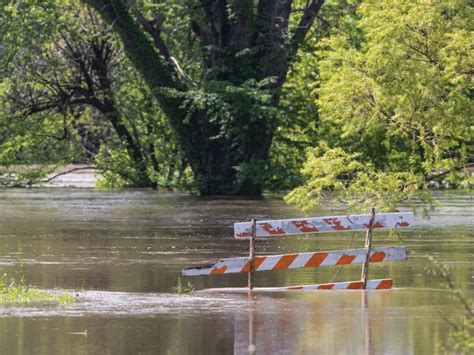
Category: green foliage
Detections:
[
  {"x1": 0, "y1": 2, "x2": 100, "y2": 165},
  {"x1": 286, "y1": 0, "x2": 473, "y2": 213},
  {"x1": 318, "y1": 0, "x2": 473, "y2": 164},
  {"x1": 272, "y1": 1, "x2": 364, "y2": 192},
  {"x1": 0, "y1": 272, "x2": 75, "y2": 305},
  {"x1": 0, "y1": 243, "x2": 75, "y2": 304},
  {"x1": 1, "y1": 0, "x2": 471, "y2": 196},
  {"x1": 175, "y1": 277, "x2": 194, "y2": 295},
  {"x1": 94, "y1": 146, "x2": 134, "y2": 187},
  {"x1": 0, "y1": 165, "x2": 55, "y2": 187},
  {"x1": 0, "y1": 286, "x2": 75, "y2": 305},
  {"x1": 182, "y1": 78, "x2": 278, "y2": 143},
  {"x1": 285, "y1": 144, "x2": 435, "y2": 214},
  {"x1": 181, "y1": 77, "x2": 279, "y2": 191},
  {"x1": 0, "y1": 0, "x2": 184, "y2": 189},
  {"x1": 270, "y1": 49, "x2": 319, "y2": 191},
  {"x1": 425, "y1": 256, "x2": 474, "y2": 354}
]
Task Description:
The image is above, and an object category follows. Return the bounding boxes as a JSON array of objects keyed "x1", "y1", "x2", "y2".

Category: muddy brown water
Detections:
[{"x1": 0, "y1": 189, "x2": 472, "y2": 354}]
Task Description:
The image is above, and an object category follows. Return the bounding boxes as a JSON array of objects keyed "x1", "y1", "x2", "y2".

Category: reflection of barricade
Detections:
[{"x1": 182, "y1": 210, "x2": 413, "y2": 291}]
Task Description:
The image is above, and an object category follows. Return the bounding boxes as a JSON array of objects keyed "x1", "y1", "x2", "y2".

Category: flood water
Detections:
[{"x1": 0, "y1": 189, "x2": 472, "y2": 354}]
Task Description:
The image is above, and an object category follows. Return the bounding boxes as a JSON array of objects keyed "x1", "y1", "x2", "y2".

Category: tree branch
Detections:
[
  {"x1": 290, "y1": 0, "x2": 325, "y2": 58},
  {"x1": 82, "y1": 0, "x2": 181, "y2": 90},
  {"x1": 134, "y1": 10, "x2": 171, "y2": 61},
  {"x1": 42, "y1": 166, "x2": 95, "y2": 183},
  {"x1": 254, "y1": 0, "x2": 292, "y2": 81},
  {"x1": 425, "y1": 162, "x2": 474, "y2": 182}
]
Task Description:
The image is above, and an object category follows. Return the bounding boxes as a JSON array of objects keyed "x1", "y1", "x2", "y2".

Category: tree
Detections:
[
  {"x1": 286, "y1": 0, "x2": 473, "y2": 214},
  {"x1": 0, "y1": 2, "x2": 185, "y2": 188},
  {"x1": 76, "y1": 0, "x2": 326, "y2": 195}
]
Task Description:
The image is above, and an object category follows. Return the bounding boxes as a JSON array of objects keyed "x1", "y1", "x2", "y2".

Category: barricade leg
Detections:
[
  {"x1": 248, "y1": 219, "x2": 256, "y2": 290},
  {"x1": 361, "y1": 208, "x2": 375, "y2": 289}
]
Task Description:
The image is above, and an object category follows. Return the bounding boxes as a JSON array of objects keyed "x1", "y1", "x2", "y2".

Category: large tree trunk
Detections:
[{"x1": 83, "y1": 0, "x2": 324, "y2": 195}]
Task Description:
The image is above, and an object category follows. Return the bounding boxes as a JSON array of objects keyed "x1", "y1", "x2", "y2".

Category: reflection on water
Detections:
[
  {"x1": 0, "y1": 288, "x2": 466, "y2": 354},
  {"x1": 0, "y1": 189, "x2": 472, "y2": 354},
  {"x1": 232, "y1": 289, "x2": 463, "y2": 354},
  {"x1": 362, "y1": 292, "x2": 371, "y2": 355}
]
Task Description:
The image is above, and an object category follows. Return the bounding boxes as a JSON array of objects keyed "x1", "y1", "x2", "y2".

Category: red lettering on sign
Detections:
[
  {"x1": 261, "y1": 223, "x2": 285, "y2": 235},
  {"x1": 291, "y1": 220, "x2": 319, "y2": 233},
  {"x1": 324, "y1": 218, "x2": 352, "y2": 230}
]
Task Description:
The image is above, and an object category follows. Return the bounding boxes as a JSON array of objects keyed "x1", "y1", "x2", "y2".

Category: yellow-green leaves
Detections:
[
  {"x1": 285, "y1": 146, "x2": 363, "y2": 213},
  {"x1": 285, "y1": 145, "x2": 435, "y2": 214},
  {"x1": 286, "y1": 0, "x2": 471, "y2": 214},
  {"x1": 318, "y1": 0, "x2": 473, "y2": 165}
]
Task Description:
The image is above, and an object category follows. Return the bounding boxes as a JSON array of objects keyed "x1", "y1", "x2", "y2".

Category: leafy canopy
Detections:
[{"x1": 286, "y1": 0, "x2": 473, "y2": 214}]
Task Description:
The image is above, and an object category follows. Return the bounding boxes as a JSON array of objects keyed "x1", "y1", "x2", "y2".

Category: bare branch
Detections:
[
  {"x1": 42, "y1": 166, "x2": 95, "y2": 183},
  {"x1": 290, "y1": 0, "x2": 325, "y2": 57},
  {"x1": 425, "y1": 162, "x2": 474, "y2": 182},
  {"x1": 134, "y1": 10, "x2": 171, "y2": 61},
  {"x1": 82, "y1": 0, "x2": 181, "y2": 90}
]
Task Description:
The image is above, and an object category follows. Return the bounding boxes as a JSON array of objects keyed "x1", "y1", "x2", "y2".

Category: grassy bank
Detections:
[
  {"x1": 0, "y1": 286, "x2": 75, "y2": 304},
  {"x1": 0, "y1": 274, "x2": 75, "y2": 305}
]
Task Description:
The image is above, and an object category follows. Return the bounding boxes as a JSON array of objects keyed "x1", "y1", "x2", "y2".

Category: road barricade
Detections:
[{"x1": 182, "y1": 210, "x2": 413, "y2": 291}]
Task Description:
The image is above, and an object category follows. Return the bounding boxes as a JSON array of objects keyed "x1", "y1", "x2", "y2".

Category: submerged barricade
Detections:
[{"x1": 182, "y1": 210, "x2": 414, "y2": 291}]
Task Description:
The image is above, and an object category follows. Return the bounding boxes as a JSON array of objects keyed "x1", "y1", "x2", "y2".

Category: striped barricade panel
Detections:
[
  {"x1": 234, "y1": 212, "x2": 414, "y2": 238},
  {"x1": 284, "y1": 278, "x2": 393, "y2": 291},
  {"x1": 199, "y1": 279, "x2": 393, "y2": 293},
  {"x1": 182, "y1": 246, "x2": 406, "y2": 277}
]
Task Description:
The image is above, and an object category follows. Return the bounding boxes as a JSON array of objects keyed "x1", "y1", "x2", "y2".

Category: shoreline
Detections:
[{"x1": 1, "y1": 164, "x2": 472, "y2": 190}]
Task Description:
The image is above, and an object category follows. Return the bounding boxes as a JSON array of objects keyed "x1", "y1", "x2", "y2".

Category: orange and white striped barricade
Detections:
[
  {"x1": 182, "y1": 247, "x2": 406, "y2": 276},
  {"x1": 182, "y1": 211, "x2": 414, "y2": 291},
  {"x1": 203, "y1": 279, "x2": 393, "y2": 293}
]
